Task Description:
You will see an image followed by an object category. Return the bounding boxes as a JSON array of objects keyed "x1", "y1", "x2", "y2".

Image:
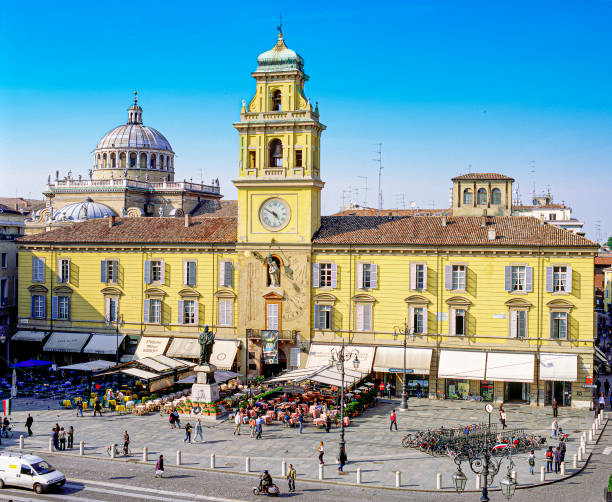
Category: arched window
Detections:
[
  {"x1": 272, "y1": 90, "x2": 282, "y2": 111},
  {"x1": 269, "y1": 139, "x2": 283, "y2": 167},
  {"x1": 491, "y1": 188, "x2": 501, "y2": 205},
  {"x1": 102, "y1": 153, "x2": 107, "y2": 168},
  {"x1": 140, "y1": 153, "x2": 147, "y2": 169},
  {"x1": 129, "y1": 152, "x2": 137, "y2": 168},
  {"x1": 150, "y1": 154, "x2": 157, "y2": 169},
  {"x1": 463, "y1": 189, "x2": 473, "y2": 205},
  {"x1": 119, "y1": 152, "x2": 126, "y2": 169},
  {"x1": 110, "y1": 153, "x2": 116, "y2": 168},
  {"x1": 477, "y1": 188, "x2": 488, "y2": 205}
]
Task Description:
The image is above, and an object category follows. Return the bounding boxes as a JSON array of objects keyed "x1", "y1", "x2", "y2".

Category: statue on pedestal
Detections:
[{"x1": 198, "y1": 326, "x2": 215, "y2": 364}]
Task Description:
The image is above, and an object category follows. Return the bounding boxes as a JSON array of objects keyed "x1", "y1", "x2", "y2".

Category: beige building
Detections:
[
  {"x1": 0, "y1": 204, "x2": 25, "y2": 335},
  {"x1": 451, "y1": 173, "x2": 514, "y2": 217}
]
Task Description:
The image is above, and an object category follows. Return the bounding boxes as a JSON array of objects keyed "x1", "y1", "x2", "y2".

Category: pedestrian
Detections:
[
  {"x1": 25, "y1": 413, "x2": 33, "y2": 437},
  {"x1": 551, "y1": 418, "x2": 559, "y2": 439},
  {"x1": 599, "y1": 393, "x2": 606, "y2": 412},
  {"x1": 386, "y1": 382, "x2": 392, "y2": 399},
  {"x1": 545, "y1": 446, "x2": 553, "y2": 473},
  {"x1": 379, "y1": 381, "x2": 385, "y2": 397},
  {"x1": 195, "y1": 419, "x2": 204, "y2": 442},
  {"x1": 389, "y1": 409, "x2": 398, "y2": 431},
  {"x1": 76, "y1": 399, "x2": 83, "y2": 417},
  {"x1": 255, "y1": 415, "x2": 264, "y2": 440},
  {"x1": 94, "y1": 400, "x2": 102, "y2": 417},
  {"x1": 528, "y1": 449, "x2": 535, "y2": 475},
  {"x1": 338, "y1": 446, "x2": 347, "y2": 474},
  {"x1": 554, "y1": 446, "x2": 561, "y2": 473},
  {"x1": 559, "y1": 439, "x2": 566, "y2": 463},
  {"x1": 606, "y1": 379, "x2": 610, "y2": 396},
  {"x1": 184, "y1": 422, "x2": 192, "y2": 443},
  {"x1": 154, "y1": 454, "x2": 164, "y2": 478},
  {"x1": 67, "y1": 426, "x2": 74, "y2": 449},
  {"x1": 174, "y1": 410, "x2": 181, "y2": 429},
  {"x1": 318, "y1": 441, "x2": 324, "y2": 464},
  {"x1": 58, "y1": 427, "x2": 66, "y2": 450},
  {"x1": 2, "y1": 417, "x2": 9, "y2": 437},
  {"x1": 233, "y1": 411, "x2": 241, "y2": 436},
  {"x1": 169, "y1": 412, "x2": 176, "y2": 429},
  {"x1": 325, "y1": 414, "x2": 331, "y2": 433},
  {"x1": 298, "y1": 410, "x2": 304, "y2": 434},
  {"x1": 416, "y1": 382, "x2": 422, "y2": 399},
  {"x1": 596, "y1": 378, "x2": 602, "y2": 395},
  {"x1": 52, "y1": 427, "x2": 59, "y2": 451},
  {"x1": 500, "y1": 411, "x2": 507, "y2": 430},
  {"x1": 552, "y1": 397, "x2": 558, "y2": 418},
  {"x1": 286, "y1": 463, "x2": 296, "y2": 492},
  {"x1": 249, "y1": 416, "x2": 256, "y2": 438}
]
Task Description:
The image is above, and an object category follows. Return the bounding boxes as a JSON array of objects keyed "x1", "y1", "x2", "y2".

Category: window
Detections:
[
  {"x1": 511, "y1": 266, "x2": 526, "y2": 291},
  {"x1": 412, "y1": 307, "x2": 426, "y2": 334},
  {"x1": 295, "y1": 150, "x2": 303, "y2": 167},
  {"x1": 0, "y1": 253, "x2": 6, "y2": 268},
  {"x1": 453, "y1": 309, "x2": 466, "y2": 335},
  {"x1": 491, "y1": 188, "x2": 501, "y2": 205},
  {"x1": 58, "y1": 259, "x2": 70, "y2": 283},
  {"x1": 451, "y1": 265, "x2": 466, "y2": 290},
  {"x1": 272, "y1": 90, "x2": 282, "y2": 111},
  {"x1": 32, "y1": 256, "x2": 45, "y2": 282},
  {"x1": 551, "y1": 311, "x2": 567, "y2": 339},
  {"x1": 269, "y1": 139, "x2": 283, "y2": 167},
  {"x1": 218, "y1": 300, "x2": 233, "y2": 326},
  {"x1": 100, "y1": 260, "x2": 118, "y2": 284},
  {"x1": 105, "y1": 297, "x2": 118, "y2": 323},
  {"x1": 314, "y1": 304, "x2": 332, "y2": 330},
  {"x1": 184, "y1": 260, "x2": 197, "y2": 287},
  {"x1": 509, "y1": 310, "x2": 527, "y2": 338},
  {"x1": 53, "y1": 296, "x2": 70, "y2": 320},
  {"x1": 0, "y1": 279, "x2": 6, "y2": 305},
  {"x1": 313, "y1": 263, "x2": 337, "y2": 288},
  {"x1": 248, "y1": 151, "x2": 256, "y2": 169},
  {"x1": 266, "y1": 303, "x2": 280, "y2": 330},
  {"x1": 355, "y1": 303, "x2": 372, "y2": 331},
  {"x1": 31, "y1": 295, "x2": 45, "y2": 319},
  {"x1": 505, "y1": 265, "x2": 533, "y2": 293},
  {"x1": 414, "y1": 264, "x2": 426, "y2": 290},
  {"x1": 319, "y1": 263, "x2": 332, "y2": 287},
  {"x1": 183, "y1": 300, "x2": 196, "y2": 325},
  {"x1": 477, "y1": 188, "x2": 488, "y2": 205},
  {"x1": 148, "y1": 299, "x2": 162, "y2": 324},
  {"x1": 358, "y1": 263, "x2": 377, "y2": 289},
  {"x1": 553, "y1": 266, "x2": 567, "y2": 292},
  {"x1": 129, "y1": 152, "x2": 137, "y2": 168},
  {"x1": 549, "y1": 214, "x2": 556, "y2": 221},
  {"x1": 463, "y1": 189, "x2": 473, "y2": 205},
  {"x1": 151, "y1": 261, "x2": 162, "y2": 282},
  {"x1": 219, "y1": 261, "x2": 233, "y2": 287}
]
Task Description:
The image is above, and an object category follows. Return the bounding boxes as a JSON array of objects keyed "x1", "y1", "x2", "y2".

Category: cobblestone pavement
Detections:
[{"x1": 1, "y1": 396, "x2": 598, "y2": 491}]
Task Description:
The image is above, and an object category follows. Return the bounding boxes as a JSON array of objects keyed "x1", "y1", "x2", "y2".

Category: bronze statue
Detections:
[{"x1": 198, "y1": 326, "x2": 215, "y2": 366}]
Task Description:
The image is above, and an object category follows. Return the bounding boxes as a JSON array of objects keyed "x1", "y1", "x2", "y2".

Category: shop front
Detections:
[
  {"x1": 438, "y1": 350, "x2": 486, "y2": 400},
  {"x1": 486, "y1": 352, "x2": 535, "y2": 404},
  {"x1": 372, "y1": 346, "x2": 432, "y2": 397},
  {"x1": 540, "y1": 353, "x2": 577, "y2": 406}
]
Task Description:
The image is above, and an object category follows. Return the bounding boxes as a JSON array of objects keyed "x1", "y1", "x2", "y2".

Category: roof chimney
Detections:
[
  {"x1": 108, "y1": 215, "x2": 115, "y2": 228},
  {"x1": 441, "y1": 214, "x2": 447, "y2": 227},
  {"x1": 481, "y1": 215, "x2": 487, "y2": 228},
  {"x1": 487, "y1": 228, "x2": 496, "y2": 241},
  {"x1": 387, "y1": 211, "x2": 393, "y2": 221},
  {"x1": 185, "y1": 214, "x2": 192, "y2": 228}
]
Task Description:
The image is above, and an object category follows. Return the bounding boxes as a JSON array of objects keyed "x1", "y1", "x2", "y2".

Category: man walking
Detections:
[
  {"x1": 286, "y1": 463, "x2": 296, "y2": 492},
  {"x1": 552, "y1": 397, "x2": 558, "y2": 418},
  {"x1": 76, "y1": 399, "x2": 83, "y2": 417},
  {"x1": 554, "y1": 446, "x2": 561, "y2": 473},
  {"x1": 389, "y1": 409, "x2": 397, "y2": 431},
  {"x1": 386, "y1": 382, "x2": 392, "y2": 399},
  {"x1": 233, "y1": 411, "x2": 242, "y2": 436},
  {"x1": 67, "y1": 426, "x2": 74, "y2": 449},
  {"x1": 52, "y1": 427, "x2": 59, "y2": 451},
  {"x1": 551, "y1": 418, "x2": 559, "y2": 439},
  {"x1": 195, "y1": 419, "x2": 203, "y2": 442},
  {"x1": 545, "y1": 446, "x2": 553, "y2": 473},
  {"x1": 25, "y1": 413, "x2": 33, "y2": 436},
  {"x1": 255, "y1": 415, "x2": 264, "y2": 440},
  {"x1": 298, "y1": 410, "x2": 304, "y2": 434}
]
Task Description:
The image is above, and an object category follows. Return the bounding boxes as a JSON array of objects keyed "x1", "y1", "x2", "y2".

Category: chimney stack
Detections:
[
  {"x1": 487, "y1": 228, "x2": 496, "y2": 241},
  {"x1": 387, "y1": 211, "x2": 393, "y2": 221},
  {"x1": 441, "y1": 214, "x2": 447, "y2": 227},
  {"x1": 108, "y1": 215, "x2": 115, "y2": 228},
  {"x1": 185, "y1": 214, "x2": 192, "y2": 228}
]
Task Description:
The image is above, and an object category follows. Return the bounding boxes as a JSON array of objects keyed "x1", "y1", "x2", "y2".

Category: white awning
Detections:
[
  {"x1": 121, "y1": 368, "x2": 159, "y2": 380},
  {"x1": 595, "y1": 347, "x2": 608, "y2": 364},
  {"x1": 539, "y1": 353, "x2": 577, "y2": 382},
  {"x1": 83, "y1": 334, "x2": 126, "y2": 355},
  {"x1": 43, "y1": 332, "x2": 91, "y2": 353},
  {"x1": 268, "y1": 364, "x2": 363, "y2": 389},
  {"x1": 138, "y1": 357, "x2": 172, "y2": 372},
  {"x1": 150, "y1": 354, "x2": 195, "y2": 369},
  {"x1": 306, "y1": 344, "x2": 375, "y2": 374},
  {"x1": 166, "y1": 338, "x2": 199, "y2": 358},
  {"x1": 134, "y1": 337, "x2": 170, "y2": 359},
  {"x1": 176, "y1": 371, "x2": 239, "y2": 385},
  {"x1": 373, "y1": 347, "x2": 433, "y2": 374},
  {"x1": 438, "y1": 350, "x2": 486, "y2": 380},
  {"x1": 485, "y1": 352, "x2": 535, "y2": 383},
  {"x1": 267, "y1": 367, "x2": 319, "y2": 383},
  {"x1": 11, "y1": 331, "x2": 47, "y2": 342},
  {"x1": 210, "y1": 339, "x2": 240, "y2": 370},
  {"x1": 59, "y1": 360, "x2": 115, "y2": 372}
]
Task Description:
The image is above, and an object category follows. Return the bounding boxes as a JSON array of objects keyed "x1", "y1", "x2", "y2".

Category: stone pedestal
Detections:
[
  {"x1": 189, "y1": 363, "x2": 225, "y2": 422},
  {"x1": 191, "y1": 383, "x2": 219, "y2": 403}
]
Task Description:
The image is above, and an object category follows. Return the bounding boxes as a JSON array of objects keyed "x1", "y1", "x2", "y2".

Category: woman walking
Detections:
[
  {"x1": 338, "y1": 446, "x2": 347, "y2": 473},
  {"x1": 195, "y1": 419, "x2": 204, "y2": 442},
  {"x1": 154, "y1": 454, "x2": 164, "y2": 478},
  {"x1": 318, "y1": 441, "x2": 325, "y2": 464},
  {"x1": 528, "y1": 449, "x2": 535, "y2": 475}
]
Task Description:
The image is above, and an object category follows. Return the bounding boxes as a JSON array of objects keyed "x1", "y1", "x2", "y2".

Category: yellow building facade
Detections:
[{"x1": 15, "y1": 31, "x2": 598, "y2": 408}]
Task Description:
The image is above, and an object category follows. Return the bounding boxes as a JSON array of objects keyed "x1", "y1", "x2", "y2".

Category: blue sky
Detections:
[{"x1": 1, "y1": 0, "x2": 611, "y2": 240}]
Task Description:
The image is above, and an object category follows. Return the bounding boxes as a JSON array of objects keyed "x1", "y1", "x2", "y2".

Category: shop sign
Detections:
[
  {"x1": 584, "y1": 375, "x2": 596, "y2": 388},
  {"x1": 261, "y1": 330, "x2": 279, "y2": 364},
  {"x1": 388, "y1": 368, "x2": 414, "y2": 374}
]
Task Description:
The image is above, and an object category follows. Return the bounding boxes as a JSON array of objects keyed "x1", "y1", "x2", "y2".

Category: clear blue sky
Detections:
[{"x1": 1, "y1": 0, "x2": 611, "y2": 240}]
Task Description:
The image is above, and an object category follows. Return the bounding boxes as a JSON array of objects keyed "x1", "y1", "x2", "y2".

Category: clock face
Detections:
[{"x1": 259, "y1": 198, "x2": 290, "y2": 230}]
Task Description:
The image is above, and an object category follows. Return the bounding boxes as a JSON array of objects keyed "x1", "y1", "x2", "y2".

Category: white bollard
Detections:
[
  {"x1": 578, "y1": 448, "x2": 583, "y2": 462},
  {"x1": 245, "y1": 456, "x2": 250, "y2": 473},
  {"x1": 540, "y1": 466, "x2": 545, "y2": 482},
  {"x1": 142, "y1": 447, "x2": 148, "y2": 462},
  {"x1": 176, "y1": 450, "x2": 182, "y2": 466},
  {"x1": 319, "y1": 464, "x2": 324, "y2": 480},
  {"x1": 511, "y1": 470, "x2": 517, "y2": 483},
  {"x1": 560, "y1": 462, "x2": 565, "y2": 475},
  {"x1": 282, "y1": 460, "x2": 287, "y2": 477},
  {"x1": 573, "y1": 453, "x2": 577, "y2": 468},
  {"x1": 210, "y1": 453, "x2": 215, "y2": 468},
  {"x1": 436, "y1": 472, "x2": 442, "y2": 490},
  {"x1": 589, "y1": 430, "x2": 593, "y2": 442},
  {"x1": 79, "y1": 441, "x2": 84, "y2": 456},
  {"x1": 476, "y1": 474, "x2": 481, "y2": 490},
  {"x1": 48, "y1": 438, "x2": 53, "y2": 452},
  {"x1": 356, "y1": 468, "x2": 362, "y2": 484},
  {"x1": 582, "y1": 443, "x2": 586, "y2": 455},
  {"x1": 395, "y1": 471, "x2": 401, "y2": 488},
  {"x1": 19, "y1": 435, "x2": 24, "y2": 449},
  {"x1": 110, "y1": 444, "x2": 116, "y2": 459}
]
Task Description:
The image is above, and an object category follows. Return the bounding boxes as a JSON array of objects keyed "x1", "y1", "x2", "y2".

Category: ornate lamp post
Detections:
[
  {"x1": 329, "y1": 340, "x2": 360, "y2": 461},
  {"x1": 393, "y1": 321, "x2": 413, "y2": 411}
]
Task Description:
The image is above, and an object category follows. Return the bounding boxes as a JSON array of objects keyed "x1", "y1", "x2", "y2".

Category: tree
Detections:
[{"x1": 607, "y1": 236, "x2": 612, "y2": 248}]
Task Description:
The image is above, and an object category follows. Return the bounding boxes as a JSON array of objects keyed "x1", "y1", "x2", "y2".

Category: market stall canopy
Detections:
[
  {"x1": 373, "y1": 347, "x2": 432, "y2": 374},
  {"x1": 485, "y1": 352, "x2": 534, "y2": 382},
  {"x1": 43, "y1": 332, "x2": 91, "y2": 353},
  {"x1": 306, "y1": 344, "x2": 375, "y2": 374},
  {"x1": 134, "y1": 337, "x2": 170, "y2": 359},
  {"x1": 176, "y1": 370, "x2": 239, "y2": 385},
  {"x1": 11, "y1": 331, "x2": 47, "y2": 342},
  {"x1": 120, "y1": 368, "x2": 159, "y2": 380},
  {"x1": 166, "y1": 338, "x2": 198, "y2": 359},
  {"x1": 138, "y1": 357, "x2": 173, "y2": 372},
  {"x1": 59, "y1": 360, "x2": 115, "y2": 372},
  {"x1": 151, "y1": 354, "x2": 195, "y2": 369},
  {"x1": 83, "y1": 333, "x2": 126, "y2": 355},
  {"x1": 438, "y1": 350, "x2": 486, "y2": 380},
  {"x1": 10, "y1": 359, "x2": 52, "y2": 368},
  {"x1": 539, "y1": 353, "x2": 577, "y2": 382}
]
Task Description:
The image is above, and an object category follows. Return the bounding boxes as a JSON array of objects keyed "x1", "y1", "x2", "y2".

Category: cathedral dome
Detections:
[
  {"x1": 256, "y1": 32, "x2": 304, "y2": 73},
  {"x1": 53, "y1": 198, "x2": 117, "y2": 222},
  {"x1": 96, "y1": 124, "x2": 173, "y2": 152}
]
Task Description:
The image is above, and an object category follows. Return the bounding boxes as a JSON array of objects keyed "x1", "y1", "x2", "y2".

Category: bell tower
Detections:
[{"x1": 233, "y1": 30, "x2": 326, "y2": 245}]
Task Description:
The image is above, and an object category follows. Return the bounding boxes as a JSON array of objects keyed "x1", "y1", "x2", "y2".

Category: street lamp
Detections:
[
  {"x1": 452, "y1": 463, "x2": 468, "y2": 494},
  {"x1": 329, "y1": 340, "x2": 360, "y2": 462},
  {"x1": 393, "y1": 321, "x2": 413, "y2": 411}
]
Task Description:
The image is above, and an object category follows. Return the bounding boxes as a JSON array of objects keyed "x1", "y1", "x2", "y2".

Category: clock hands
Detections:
[{"x1": 264, "y1": 207, "x2": 279, "y2": 219}]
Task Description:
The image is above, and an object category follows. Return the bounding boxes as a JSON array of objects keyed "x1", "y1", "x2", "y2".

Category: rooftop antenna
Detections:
[
  {"x1": 595, "y1": 220, "x2": 602, "y2": 244},
  {"x1": 529, "y1": 161, "x2": 536, "y2": 198},
  {"x1": 374, "y1": 143, "x2": 383, "y2": 210},
  {"x1": 357, "y1": 176, "x2": 368, "y2": 207},
  {"x1": 199, "y1": 168, "x2": 203, "y2": 185}
]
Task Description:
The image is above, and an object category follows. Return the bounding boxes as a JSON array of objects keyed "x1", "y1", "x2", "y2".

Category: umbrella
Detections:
[{"x1": 10, "y1": 359, "x2": 53, "y2": 368}]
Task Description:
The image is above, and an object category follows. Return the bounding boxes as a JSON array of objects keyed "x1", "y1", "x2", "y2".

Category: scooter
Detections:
[{"x1": 252, "y1": 483, "x2": 280, "y2": 497}]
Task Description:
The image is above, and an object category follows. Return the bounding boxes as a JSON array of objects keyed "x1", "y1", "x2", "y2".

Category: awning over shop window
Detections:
[
  {"x1": 83, "y1": 333, "x2": 126, "y2": 355},
  {"x1": 138, "y1": 357, "x2": 172, "y2": 372},
  {"x1": 152, "y1": 354, "x2": 195, "y2": 369},
  {"x1": 373, "y1": 347, "x2": 433, "y2": 374},
  {"x1": 306, "y1": 344, "x2": 375, "y2": 374},
  {"x1": 134, "y1": 337, "x2": 170, "y2": 359},
  {"x1": 438, "y1": 350, "x2": 486, "y2": 380},
  {"x1": 121, "y1": 368, "x2": 159, "y2": 380},
  {"x1": 43, "y1": 332, "x2": 91, "y2": 353},
  {"x1": 595, "y1": 347, "x2": 608, "y2": 365},
  {"x1": 166, "y1": 338, "x2": 199, "y2": 358},
  {"x1": 267, "y1": 364, "x2": 363, "y2": 389},
  {"x1": 210, "y1": 339, "x2": 239, "y2": 370},
  {"x1": 539, "y1": 353, "x2": 577, "y2": 382},
  {"x1": 11, "y1": 331, "x2": 47, "y2": 342},
  {"x1": 485, "y1": 352, "x2": 534, "y2": 382},
  {"x1": 59, "y1": 360, "x2": 115, "y2": 372}
]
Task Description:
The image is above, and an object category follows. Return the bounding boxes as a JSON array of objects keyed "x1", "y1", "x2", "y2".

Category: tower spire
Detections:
[
  {"x1": 134, "y1": 89, "x2": 138, "y2": 105},
  {"x1": 127, "y1": 91, "x2": 143, "y2": 125}
]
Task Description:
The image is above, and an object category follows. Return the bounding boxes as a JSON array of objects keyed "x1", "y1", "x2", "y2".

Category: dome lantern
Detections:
[{"x1": 128, "y1": 90, "x2": 143, "y2": 125}]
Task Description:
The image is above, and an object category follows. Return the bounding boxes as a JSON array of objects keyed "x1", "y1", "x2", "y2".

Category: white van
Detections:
[{"x1": 0, "y1": 452, "x2": 65, "y2": 494}]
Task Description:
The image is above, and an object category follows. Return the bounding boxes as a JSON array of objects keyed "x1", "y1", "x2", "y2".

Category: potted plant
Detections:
[{"x1": 606, "y1": 473, "x2": 612, "y2": 501}]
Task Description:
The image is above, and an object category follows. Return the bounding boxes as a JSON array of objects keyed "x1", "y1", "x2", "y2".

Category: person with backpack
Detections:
[
  {"x1": 528, "y1": 449, "x2": 535, "y2": 475},
  {"x1": 545, "y1": 446, "x2": 553, "y2": 473},
  {"x1": 389, "y1": 409, "x2": 398, "y2": 431}
]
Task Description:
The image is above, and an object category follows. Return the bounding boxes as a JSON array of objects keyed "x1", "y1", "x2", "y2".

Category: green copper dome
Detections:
[{"x1": 256, "y1": 32, "x2": 304, "y2": 73}]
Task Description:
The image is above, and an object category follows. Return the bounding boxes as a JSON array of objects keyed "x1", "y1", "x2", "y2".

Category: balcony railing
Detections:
[{"x1": 47, "y1": 178, "x2": 221, "y2": 194}]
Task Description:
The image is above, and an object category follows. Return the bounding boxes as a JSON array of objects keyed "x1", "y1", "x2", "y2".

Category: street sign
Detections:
[
  {"x1": 388, "y1": 368, "x2": 414, "y2": 374},
  {"x1": 485, "y1": 404, "x2": 493, "y2": 413}
]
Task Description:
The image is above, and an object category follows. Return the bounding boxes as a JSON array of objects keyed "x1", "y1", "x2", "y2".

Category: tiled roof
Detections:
[
  {"x1": 595, "y1": 256, "x2": 612, "y2": 266},
  {"x1": 452, "y1": 173, "x2": 514, "y2": 181},
  {"x1": 0, "y1": 204, "x2": 23, "y2": 215},
  {"x1": 513, "y1": 204, "x2": 568, "y2": 210},
  {"x1": 192, "y1": 200, "x2": 238, "y2": 217},
  {"x1": 18, "y1": 216, "x2": 237, "y2": 244},
  {"x1": 313, "y1": 216, "x2": 597, "y2": 247},
  {"x1": 333, "y1": 207, "x2": 450, "y2": 217}
]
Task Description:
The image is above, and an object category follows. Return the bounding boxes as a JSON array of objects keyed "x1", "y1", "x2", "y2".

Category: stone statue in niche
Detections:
[{"x1": 267, "y1": 255, "x2": 281, "y2": 287}]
